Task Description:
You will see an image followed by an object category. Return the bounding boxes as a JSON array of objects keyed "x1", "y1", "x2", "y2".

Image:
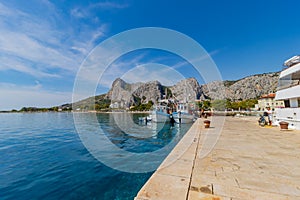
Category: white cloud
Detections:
[
  {"x1": 91, "y1": 2, "x2": 129, "y2": 9},
  {"x1": 0, "y1": 82, "x2": 71, "y2": 110},
  {"x1": 0, "y1": 2, "x2": 109, "y2": 78},
  {"x1": 0, "y1": 30, "x2": 77, "y2": 71},
  {"x1": 70, "y1": 7, "x2": 87, "y2": 18},
  {"x1": 71, "y1": 1, "x2": 128, "y2": 19},
  {"x1": 0, "y1": 54, "x2": 60, "y2": 78},
  {"x1": 0, "y1": 1, "x2": 116, "y2": 109}
]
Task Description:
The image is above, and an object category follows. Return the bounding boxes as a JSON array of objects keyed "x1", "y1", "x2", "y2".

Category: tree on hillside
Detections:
[
  {"x1": 227, "y1": 99, "x2": 258, "y2": 110},
  {"x1": 197, "y1": 100, "x2": 211, "y2": 110},
  {"x1": 211, "y1": 99, "x2": 226, "y2": 111},
  {"x1": 130, "y1": 100, "x2": 153, "y2": 111}
]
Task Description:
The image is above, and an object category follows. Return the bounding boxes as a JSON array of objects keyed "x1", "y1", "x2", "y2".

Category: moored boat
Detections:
[
  {"x1": 138, "y1": 115, "x2": 152, "y2": 122},
  {"x1": 172, "y1": 102, "x2": 195, "y2": 123},
  {"x1": 151, "y1": 98, "x2": 176, "y2": 123},
  {"x1": 274, "y1": 55, "x2": 300, "y2": 129},
  {"x1": 151, "y1": 106, "x2": 170, "y2": 123}
]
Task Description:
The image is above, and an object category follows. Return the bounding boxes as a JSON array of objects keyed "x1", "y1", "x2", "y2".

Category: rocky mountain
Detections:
[
  {"x1": 106, "y1": 72, "x2": 280, "y2": 107},
  {"x1": 72, "y1": 72, "x2": 280, "y2": 110},
  {"x1": 107, "y1": 78, "x2": 163, "y2": 105},
  {"x1": 107, "y1": 77, "x2": 203, "y2": 108},
  {"x1": 202, "y1": 72, "x2": 280, "y2": 100},
  {"x1": 170, "y1": 78, "x2": 203, "y2": 102}
]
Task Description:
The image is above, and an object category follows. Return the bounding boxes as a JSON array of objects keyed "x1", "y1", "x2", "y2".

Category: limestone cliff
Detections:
[
  {"x1": 107, "y1": 78, "x2": 163, "y2": 107},
  {"x1": 72, "y1": 72, "x2": 280, "y2": 110},
  {"x1": 202, "y1": 72, "x2": 279, "y2": 100},
  {"x1": 170, "y1": 78, "x2": 203, "y2": 102}
]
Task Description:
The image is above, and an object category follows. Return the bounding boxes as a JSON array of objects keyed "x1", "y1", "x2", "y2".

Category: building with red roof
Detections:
[{"x1": 257, "y1": 93, "x2": 285, "y2": 111}]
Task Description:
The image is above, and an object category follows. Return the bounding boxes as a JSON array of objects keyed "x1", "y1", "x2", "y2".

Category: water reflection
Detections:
[
  {"x1": 109, "y1": 113, "x2": 165, "y2": 139},
  {"x1": 74, "y1": 112, "x2": 192, "y2": 173}
]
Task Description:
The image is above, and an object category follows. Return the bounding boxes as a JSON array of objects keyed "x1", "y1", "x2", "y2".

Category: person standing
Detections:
[
  {"x1": 178, "y1": 111, "x2": 182, "y2": 123},
  {"x1": 266, "y1": 107, "x2": 273, "y2": 126}
]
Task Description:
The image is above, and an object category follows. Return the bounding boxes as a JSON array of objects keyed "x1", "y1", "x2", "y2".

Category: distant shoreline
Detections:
[
  {"x1": 0, "y1": 110, "x2": 151, "y2": 114},
  {"x1": 0, "y1": 110, "x2": 264, "y2": 117}
]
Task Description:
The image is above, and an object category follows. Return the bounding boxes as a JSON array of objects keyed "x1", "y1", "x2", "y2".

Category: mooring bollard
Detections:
[
  {"x1": 279, "y1": 121, "x2": 289, "y2": 130},
  {"x1": 204, "y1": 120, "x2": 210, "y2": 128}
]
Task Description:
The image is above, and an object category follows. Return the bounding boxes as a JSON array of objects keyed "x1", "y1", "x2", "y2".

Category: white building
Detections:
[
  {"x1": 274, "y1": 55, "x2": 300, "y2": 129},
  {"x1": 257, "y1": 93, "x2": 284, "y2": 111}
]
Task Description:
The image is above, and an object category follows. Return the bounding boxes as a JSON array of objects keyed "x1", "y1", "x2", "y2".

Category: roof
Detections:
[{"x1": 260, "y1": 93, "x2": 276, "y2": 99}]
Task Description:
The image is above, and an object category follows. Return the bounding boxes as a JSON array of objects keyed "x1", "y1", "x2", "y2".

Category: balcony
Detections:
[
  {"x1": 276, "y1": 84, "x2": 300, "y2": 100},
  {"x1": 277, "y1": 80, "x2": 300, "y2": 91},
  {"x1": 277, "y1": 68, "x2": 300, "y2": 91}
]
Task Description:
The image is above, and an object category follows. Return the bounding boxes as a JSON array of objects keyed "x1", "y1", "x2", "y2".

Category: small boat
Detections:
[
  {"x1": 151, "y1": 106, "x2": 170, "y2": 123},
  {"x1": 138, "y1": 117, "x2": 147, "y2": 122},
  {"x1": 151, "y1": 97, "x2": 176, "y2": 123},
  {"x1": 138, "y1": 115, "x2": 152, "y2": 122},
  {"x1": 146, "y1": 115, "x2": 152, "y2": 121},
  {"x1": 172, "y1": 102, "x2": 195, "y2": 123}
]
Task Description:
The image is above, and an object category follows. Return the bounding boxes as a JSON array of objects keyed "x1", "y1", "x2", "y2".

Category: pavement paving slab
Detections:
[{"x1": 135, "y1": 116, "x2": 300, "y2": 200}]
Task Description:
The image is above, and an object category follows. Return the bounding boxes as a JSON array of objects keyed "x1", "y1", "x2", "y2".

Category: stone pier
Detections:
[{"x1": 135, "y1": 117, "x2": 300, "y2": 200}]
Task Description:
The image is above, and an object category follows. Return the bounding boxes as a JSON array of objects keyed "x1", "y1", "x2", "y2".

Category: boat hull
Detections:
[
  {"x1": 274, "y1": 107, "x2": 300, "y2": 130},
  {"x1": 172, "y1": 112, "x2": 194, "y2": 123},
  {"x1": 151, "y1": 111, "x2": 170, "y2": 123}
]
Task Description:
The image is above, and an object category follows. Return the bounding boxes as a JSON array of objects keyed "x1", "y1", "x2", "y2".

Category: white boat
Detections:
[
  {"x1": 146, "y1": 115, "x2": 152, "y2": 122},
  {"x1": 138, "y1": 115, "x2": 152, "y2": 122},
  {"x1": 274, "y1": 55, "x2": 300, "y2": 130},
  {"x1": 151, "y1": 106, "x2": 170, "y2": 123},
  {"x1": 151, "y1": 96, "x2": 176, "y2": 123},
  {"x1": 172, "y1": 102, "x2": 194, "y2": 123},
  {"x1": 138, "y1": 117, "x2": 147, "y2": 122}
]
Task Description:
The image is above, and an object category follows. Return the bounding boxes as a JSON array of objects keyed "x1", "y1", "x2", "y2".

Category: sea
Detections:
[{"x1": 0, "y1": 112, "x2": 192, "y2": 200}]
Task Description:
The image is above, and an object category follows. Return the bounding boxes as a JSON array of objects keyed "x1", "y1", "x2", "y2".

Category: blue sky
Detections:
[{"x1": 1, "y1": 0, "x2": 300, "y2": 110}]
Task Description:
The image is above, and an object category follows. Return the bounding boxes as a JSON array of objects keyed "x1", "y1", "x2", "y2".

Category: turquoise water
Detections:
[{"x1": 0, "y1": 113, "x2": 191, "y2": 200}]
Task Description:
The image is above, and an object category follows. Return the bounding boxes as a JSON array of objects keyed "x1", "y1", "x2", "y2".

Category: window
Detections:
[{"x1": 284, "y1": 100, "x2": 290, "y2": 108}]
